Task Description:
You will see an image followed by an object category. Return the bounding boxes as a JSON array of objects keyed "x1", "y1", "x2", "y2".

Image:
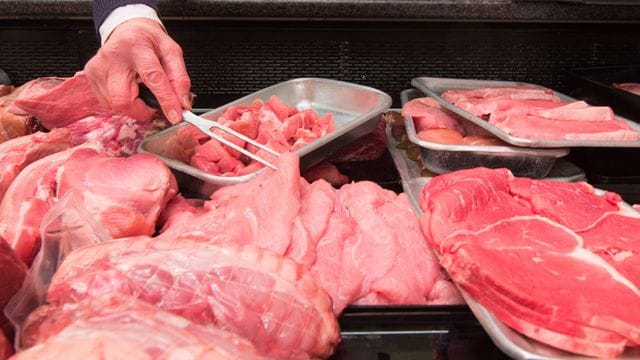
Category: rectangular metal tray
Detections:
[
  {"x1": 411, "y1": 76, "x2": 640, "y2": 148},
  {"x1": 394, "y1": 157, "x2": 640, "y2": 359},
  {"x1": 400, "y1": 89, "x2": 569, "y2": 178},
  {"x1": 139, "y1": 78, "x2": 392, "y2": 196}
]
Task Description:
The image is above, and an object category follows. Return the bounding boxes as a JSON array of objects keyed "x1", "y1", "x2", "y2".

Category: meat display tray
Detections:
[
  {"x1": 139, "y1": 77, "x2": 392, "y2": 196},
  {"x1": 400, "y1": 89, "x2": 569, "y2": 178},
  {"x1": 393, "y1": 144, "x2": 640, "y2": 359},
  {"x1": 566, "y1": 65, "x2": 640, "y2": 123},
  {"x1": 411, "y1": 77, "x2": 640, "y2": 148}
]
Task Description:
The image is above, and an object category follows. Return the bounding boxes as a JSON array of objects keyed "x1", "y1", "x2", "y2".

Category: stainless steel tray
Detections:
[
  {"x1": 400, "y1": 89, "x2": 569, "y2": 178},
  {"x1": 393, "y1": 152, "x2": 639, "y2": 359},
  {"x1": 411, "y1": 77, "x2": 640, "y2": 148},
  {"x1": 139, "y1": 78, "x2": 392, "y2": 196}
]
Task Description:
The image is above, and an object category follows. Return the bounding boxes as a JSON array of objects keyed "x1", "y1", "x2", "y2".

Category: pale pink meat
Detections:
[
  {"x1": 17, "y1": 296, "x2": 266, "y2": 360},
  {"x1": 402, "y1": 97, "x2": 465, "y2": 134},
  {"x1": 498, "y1": 115, "x2": 638, "y2": 141},
  {"x1": 47, "y1": 240, "x2": 340, "y2": 359},
  {"x1": 9, "y1": 73, "x2": 119, "y2": 129},
  {"x1": 0, "y1": 129, "x2": 72, "y2": 202}
]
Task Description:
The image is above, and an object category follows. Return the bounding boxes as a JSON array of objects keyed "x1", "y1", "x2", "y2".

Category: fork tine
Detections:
[{"x1": 204, "y1": 128, "x2": 277, "y2": 170}]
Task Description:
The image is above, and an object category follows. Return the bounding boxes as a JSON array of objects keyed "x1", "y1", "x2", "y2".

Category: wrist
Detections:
[{"x1": 99, "y1": 4, "x2": 163, "y2": 45}]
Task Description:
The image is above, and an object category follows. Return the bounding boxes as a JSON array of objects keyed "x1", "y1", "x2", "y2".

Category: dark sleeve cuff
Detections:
[{"x1": 93, "y1": 0, "x2": 159, "y2": 33}]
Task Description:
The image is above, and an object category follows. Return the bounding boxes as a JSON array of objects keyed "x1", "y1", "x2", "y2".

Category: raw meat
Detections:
[
  {"x1": 402, "y1": 97, "x2": 465, "y2": 134},
  {"x1": 417, "y1": 129, "x2": 464, "y2": 144},
  {"x1": 441, "y1": 85, "x2": 639, "y2": 142},
  {"x1": 9, "y1": 73, "x2": 115, "y2": 129},
  {"x1": 18, "y1": 296, "x2": 266, "y2": 360},
  {"x1": 0, "y1": 240, "x2": 27, "y2": 340},
  {"x1": 328, "y1": 117, "x2": 388, "y2": 162},
  {"x1": 0, "y1": 149, "x2": 73, "y2": 265},
  {"x1": 614, "y1": 82, "x2": 640, "y2": 96},
  {"x1": 0, "y1": 148, "x2": 177, "y2": 265},
  {"x1": 65, "y1": 113, "x2": 168, "y2": 156},
  {"x1": 498, "y1": 115, "x2": 637, "y2": 141},
  {"x1": 0, "y1": 85, "x2": 34, "y2": 144},
  {"x1": 179, "y1": 96, "x2": 335, "y2": 177},
  {"x1": 56, "y1": 148, "x2": 178, "y2": 239},
  {"x1": 302, "y1": 161, "x2": 349, "y2": 186},
  {"x1": 0, "y1": 332, "x2": 10, "y2": 360},
  {"x1": 46, "y1": 239, "x2": 340, "y2": 359},
  {"x1": 0, "y1": 129, "x2": 72, "y2": 202},
  {"x1": 420, "y1": 168, "x2": 640, "y2": 357},
  {"x1": 0, "y1": 86, "x2": 12, "y2": 98},
  {"x1": 156, "y1": 195, "x2": 205, "y2": 233},
  {"x1": 461, "y1": 135, "x2": 506, "y2": 146}
]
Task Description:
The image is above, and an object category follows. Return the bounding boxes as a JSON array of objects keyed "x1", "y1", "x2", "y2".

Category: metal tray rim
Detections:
[
  {"x1": 411, "y1": 76, "x2": 640, "y2": 148},
  {"x1": 139, "y1": 77, "x2": 392, "y2": 185},
  {"x1": 399, "y1": 89, "x2": 569, "y2": 157}
]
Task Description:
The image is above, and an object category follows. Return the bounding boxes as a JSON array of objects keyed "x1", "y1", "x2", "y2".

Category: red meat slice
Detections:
[
  {"x1": 0, "y1": 331, "x2": 11, "y2": 360},
  {"x1": 9, "y1": 73, "x2": 117, "y2": 129},
  {"x1": 0, "y1": 129, "x2": 72, "y2": 202},
  {"x1": 18, "y1": 296, "x2": 266, "y2": 360},
  {"x1": 47, "y1": 240, "x2": 340, "y2": 359},
  {"x1": 508, "y1": 177, "x2": 620, "y2": 231},
  {"x1": 614, "y1": 83, "x2": 640, "y2": 96}
]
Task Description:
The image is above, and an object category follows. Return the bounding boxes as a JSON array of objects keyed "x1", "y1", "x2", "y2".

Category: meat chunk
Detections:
[
  {"x1": 18, "y1": 296, "x2": 266, "y2": 360},
  {"x1": 46, "y1": 240, "x2": 340, "y2": 359},
  {"x1": 0, "y1": 240, "x2": 27, "y2": 340},
  {"x1": 0, "y1": 129, "x2": 72, "y2": 202}
]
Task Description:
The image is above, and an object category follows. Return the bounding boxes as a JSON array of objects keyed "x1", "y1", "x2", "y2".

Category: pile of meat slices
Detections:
[
  {"x1": 442, "y1": 85, "x2": 638, "y2": 141},
  {"x1": 402, "y1": 96, "x2": 506, "y2": 146},
  {"x1": 420, "y1": 167, "x2": 640, "y2": 358},
  {"x1": 0, "y1": 73, "x2": 462, "y2": 359}
]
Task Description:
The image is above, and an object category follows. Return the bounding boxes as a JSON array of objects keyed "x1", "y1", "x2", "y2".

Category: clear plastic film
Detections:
[{"x1": 4, "y1": 191, "x2": 112, "y2": 349}]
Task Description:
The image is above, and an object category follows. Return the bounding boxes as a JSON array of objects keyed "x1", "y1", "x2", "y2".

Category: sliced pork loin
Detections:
[
  {"x1": 45, "y1": 239, "x2": 340, "y2": 359},
  {"x1": 0, "y1": 148, "x2": 177, "y2": 265},
  {"x1": 0, "y1": 129, "x2": 72, "y2": 202},
  {"x1": 420, "y1": 167, "x2": 640, "y2": 358},
  {"x1": 18, "y1": 296, "x2": 266, "y2": 360}
]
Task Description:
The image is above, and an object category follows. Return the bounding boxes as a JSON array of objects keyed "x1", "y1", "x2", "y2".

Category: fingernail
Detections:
[
  {"x1": 168, "y1": 109, "x2": 180, "y2": 124},
  {"x1": 183, "y1": 95, "x2": 192, "y2": 109}
]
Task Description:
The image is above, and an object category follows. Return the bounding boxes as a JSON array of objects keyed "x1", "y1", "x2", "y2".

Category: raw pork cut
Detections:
[
  {"x1": 0, "y1": 129, "x2": 72, "y2": 202},
  {"x1": 328, "y1": 117, "x2": 388, "y2": 162},
  {"x1": 420, "y1": 167, "x2": 640, "y2": 357},
  {"x1": 9, "y1": 73, "x2": 114, "y2": 129},
  {"x1": 614, "y1": 83, "x2": 640, "y2": 96},
  {"x1": 302, "y1": 161, "x2": 349, "y2": 186},
  {"x1": 0, "y1": 332, "x2": 10, "y2": 360},
  {"x1": 0, "y1": 148, "x2": 177, "y2": 265},
  {"x1": 0, "y1": 240, "x2": 27, "y2": 339},
  {"x1": 17, "y1": 296, "x2": 266, "y2": 360},
  {"x1": 0, "y1": 85, "x2": 34, "y2": 144},
  {"x1": 46, "y1": 239, "x2": 340, "y2": 359},
  {"x1": 441, "y1": 85, "x2": 638, "y2": 142},
  {"x1": 402, "y1": 97, "x2": 465, "y2": 134}
]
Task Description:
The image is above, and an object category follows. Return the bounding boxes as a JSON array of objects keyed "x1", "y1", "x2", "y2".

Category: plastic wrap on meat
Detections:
[
  {"x1": 420, "y1": 167, "x2": 640, "y2": 357},
  {"x1": 0, "y1": 129, "x2": 72, "y2": 203},
  {"x1": 16, "y1": 296, "x2": 266, "y2": 360},
  {"x1": 45, "y1": 239, "x2": 340, "y2": 359}
]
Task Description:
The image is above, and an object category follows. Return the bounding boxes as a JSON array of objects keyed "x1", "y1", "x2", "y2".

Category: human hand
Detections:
[{"x1": 84, "y1": 18, "x2": 191, "y2": 123}]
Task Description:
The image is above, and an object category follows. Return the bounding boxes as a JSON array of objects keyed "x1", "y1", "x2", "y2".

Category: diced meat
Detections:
[
  {"x1": 18, "y1": 296, "x2": 266, "y2": 360},
  {"x1": 9, "y1": 73, "x2": 116, "y2": 129},
  {"x1": 417, "y1": 129, "x2": 464, "y2": 144},
  {"x1": 0, "y1": 129, "x2": 72, "y2": 202},
  {"x1": 328, "y1": 117, "x2": 388, "y2": 162},
  {"x1": 46, "y1": 240, "x2": 340, "y2": 359},
  {"x1": 302, "y1": 161, "x2": 349, "y2": 186},
  {"x1": 420, "y1": 168, "x2": 640, "y2": 357},
  {"x1": 402, "y1": 97, "x2": 465, "y2": 134},
  {"x1": 498, "y1": 115, "x2": 638, "y2": 141},
  {"x1": 0, "y1": 240, "x2": 27, "y2": 340},
  {"x1": 614, "y1": 83, "x2": 640, "y2": 96}
]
